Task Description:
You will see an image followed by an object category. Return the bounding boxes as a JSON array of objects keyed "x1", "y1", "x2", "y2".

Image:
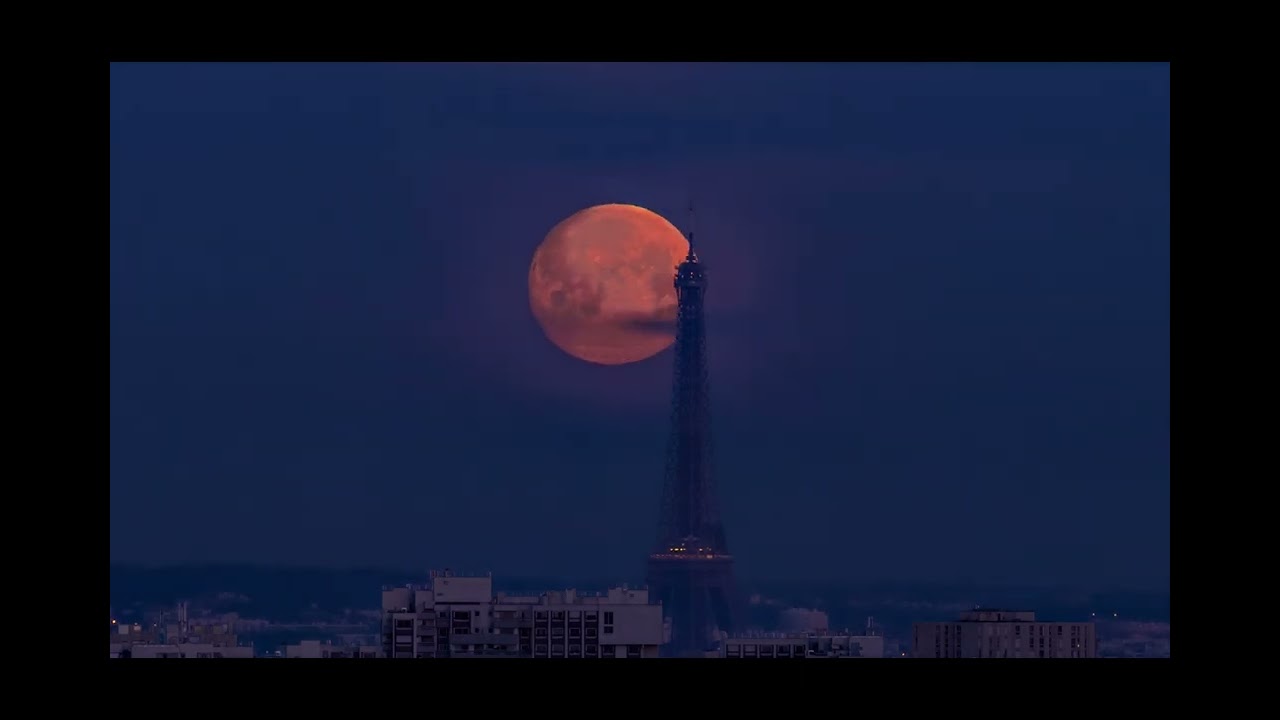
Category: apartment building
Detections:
[{"x1": 381, "y1": 570, "x2": 665, "y2": 658}]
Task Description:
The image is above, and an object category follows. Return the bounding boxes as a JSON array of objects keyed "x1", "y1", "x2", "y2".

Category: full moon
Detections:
[{"x1": 529, "y1": 204, "x2": 689, "y2": 365}]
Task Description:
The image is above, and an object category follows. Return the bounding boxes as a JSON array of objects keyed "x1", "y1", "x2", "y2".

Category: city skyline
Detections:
[{"x1": 110, "y1": 62, "x2": 1169, "y2": 591}]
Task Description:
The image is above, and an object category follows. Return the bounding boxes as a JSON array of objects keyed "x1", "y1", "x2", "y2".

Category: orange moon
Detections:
[{"x1": 529, "y1": 204, "x2": 689, "y2": 365}]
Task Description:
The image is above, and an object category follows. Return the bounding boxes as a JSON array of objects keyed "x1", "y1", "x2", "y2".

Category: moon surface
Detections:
[{"x1": 529, "y1": 204, "x2": 689, "y2": 365}]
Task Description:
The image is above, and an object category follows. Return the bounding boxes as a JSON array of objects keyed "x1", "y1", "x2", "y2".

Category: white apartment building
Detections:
[
  {"x1": 913, "y1": 610, "x2": 1097, "y2": 658},
  {"x1": 720, "y1": 633, "x2": 884, "y2": 658},
  {"x1": 381, "y1": 570, "x2": 664, "y2": 658},
  {"x1": 285, "y1": 639, "x2": 381, "y2": 658}
]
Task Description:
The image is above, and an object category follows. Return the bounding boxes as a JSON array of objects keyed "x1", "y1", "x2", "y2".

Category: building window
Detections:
[{"x1": 604, "y1": 612, "x2": 615, "y2": 624}]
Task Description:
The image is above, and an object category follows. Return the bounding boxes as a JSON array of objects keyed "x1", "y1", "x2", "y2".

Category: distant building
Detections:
[
  {"x1": 912, "y1": 610, "x2": 1096, "y2": 658},
  {"x1": 1099, "y1": 638, "x2": 1169, "y2": 658},
  {"x1": 111, "y1": 621, "x2": 162, "y2": 646},
  {"x1": 720, "y1": 633, "x2": 884, "y2": 658},
  {"x1": 285, "y1": 639, "x2": 381, "y2": 658},
  {"x1": 116, "y1": 643, "x2": 254, "y2": 658},
  {"x1": 111, "y1": 602, "x2": 253, "y2": 658},
  {"x1": 381, "y1": 570, "x2": 664, "y2": 658},
  {"x1": 1096, "y1": 620, "x2": 1171, "y2": 658}
]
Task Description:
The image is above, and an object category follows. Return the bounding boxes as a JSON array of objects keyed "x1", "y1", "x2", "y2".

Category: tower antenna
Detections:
[{"x1": 686, "y1": 200, "x2": 698, "y2": 260}]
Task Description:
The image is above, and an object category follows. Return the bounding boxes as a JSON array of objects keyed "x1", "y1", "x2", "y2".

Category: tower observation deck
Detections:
[{"x1": 646, "y1": 207, "x2": 737, "y2": 657}]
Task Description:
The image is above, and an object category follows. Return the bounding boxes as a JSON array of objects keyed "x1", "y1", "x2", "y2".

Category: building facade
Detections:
[
  {"x1": 381, "y1": 571, "x2": 665, "y2": 658},
  {"x1": 913, "y1": 610, "x2": 1097, "y2": 658},
  {"x1": 720, "y1": 633, "x2": 884, "y2": 658}
]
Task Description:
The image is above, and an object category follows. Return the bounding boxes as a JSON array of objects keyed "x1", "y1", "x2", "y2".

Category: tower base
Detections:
[{"x1": 646, "y1": 554, "x2": 737, "y2": 657}]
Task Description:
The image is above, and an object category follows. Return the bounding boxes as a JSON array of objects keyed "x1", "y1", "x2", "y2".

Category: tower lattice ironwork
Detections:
[{"x1": 646, "y1": 206, "x2": 737, "y2": 657}]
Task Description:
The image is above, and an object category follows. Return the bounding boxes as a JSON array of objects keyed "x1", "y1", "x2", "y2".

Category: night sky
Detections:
[{"x1": 109, "y1": 63, "x2": 1169, "y2": 590}]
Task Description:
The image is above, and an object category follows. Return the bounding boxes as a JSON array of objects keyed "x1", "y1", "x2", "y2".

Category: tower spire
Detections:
[{"x1": 685, "y1": 200, "x2": 698, "y2": 262}]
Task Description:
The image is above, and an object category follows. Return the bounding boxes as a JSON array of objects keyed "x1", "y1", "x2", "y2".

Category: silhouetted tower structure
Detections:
[{"x1": 646, "y1": 205, "x2": 737, "y2": 657}]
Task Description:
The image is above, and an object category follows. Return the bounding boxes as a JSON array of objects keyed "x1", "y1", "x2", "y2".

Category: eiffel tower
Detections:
[{"x1": 645, "y1": 207, "x2": 736, "y2": 657}]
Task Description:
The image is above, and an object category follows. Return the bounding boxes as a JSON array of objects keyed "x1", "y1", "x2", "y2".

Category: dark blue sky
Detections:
[{"x1": 109, "y1": 62, "x2": 1169, "y2": 589}]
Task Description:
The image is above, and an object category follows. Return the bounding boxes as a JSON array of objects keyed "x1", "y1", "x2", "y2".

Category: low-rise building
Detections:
[
  {"x1": 720, "y1": 633, "x2": 884, "y2": 658},
  {"x1": 913, "y1": 609, "x2": 1097, "y2": 658}
]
